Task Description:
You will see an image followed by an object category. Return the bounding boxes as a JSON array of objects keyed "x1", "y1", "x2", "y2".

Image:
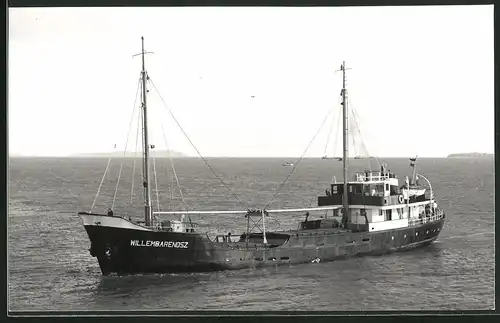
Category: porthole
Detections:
[
  {"x1": 416, "y1": 232, "x2": 419, "y2": 236},
  {"x1": 437, "y1": 228, "x2": 440, "y2": 232}
]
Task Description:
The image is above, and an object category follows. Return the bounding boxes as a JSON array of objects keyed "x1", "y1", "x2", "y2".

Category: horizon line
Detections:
[{"x1": 8, "y1": 154, "x2": 494, "y2": 158}]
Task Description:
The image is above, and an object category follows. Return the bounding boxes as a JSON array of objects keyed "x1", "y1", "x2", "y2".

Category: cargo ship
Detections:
[{"x1": 78, "y1": 38, "x2": 445, "y2": 275}]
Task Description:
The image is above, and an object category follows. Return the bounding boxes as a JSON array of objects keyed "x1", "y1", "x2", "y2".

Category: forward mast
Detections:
[{"x1": 135, "y1": 37, "x2": 153, "y2": 226}]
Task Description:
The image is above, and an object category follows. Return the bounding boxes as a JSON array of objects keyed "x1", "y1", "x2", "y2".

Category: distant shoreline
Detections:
[
  {"x1": 9, "y1": 150, "x2": 188, "y2": 158},
  {"x1": 71, "y1": 150, "x2": 187, "y2": 158},
  {"x1": 447, "y1": 153, "x2": 493, "y2": 158}
]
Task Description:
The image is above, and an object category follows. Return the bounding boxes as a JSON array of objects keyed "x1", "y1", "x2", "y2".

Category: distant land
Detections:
[{"x1": 447, "y1": 153, "x2": 494, "y2": 158}]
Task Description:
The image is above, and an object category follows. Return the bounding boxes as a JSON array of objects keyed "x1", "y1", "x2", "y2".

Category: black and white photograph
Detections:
[{"x1": 8, "y1": 5, "x2": 494, "y2": 312}]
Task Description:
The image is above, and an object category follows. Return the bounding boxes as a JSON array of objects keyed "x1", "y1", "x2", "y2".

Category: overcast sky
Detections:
[{"x1": 8, "y1": 6, "x2": 494, "y2": 157}]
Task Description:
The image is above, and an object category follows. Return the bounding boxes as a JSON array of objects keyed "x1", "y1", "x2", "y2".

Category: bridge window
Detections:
[
  {"x1": 371, "y1": 184, "x2": 384, "y2": 197},
  {"x1": 349, "y1": 184, "x2": 362, "y2": 195},
  {"x1": 332, "y1": 184, "x2": 344, "y2": 195},
  {"x1": 384, "y1": 210, "x2": 392, "y2": 221},
  {"x1": 363, "y1": 185, "x2": 370, "y2": 196}
]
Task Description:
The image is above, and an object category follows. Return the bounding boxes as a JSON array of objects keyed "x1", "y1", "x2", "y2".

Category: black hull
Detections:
[{"x1": 83, "y1": 217, "x2": 445, "y2": 276}]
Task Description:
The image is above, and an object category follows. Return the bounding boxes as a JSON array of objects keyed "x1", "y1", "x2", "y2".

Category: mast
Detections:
[
  {"x1": 140, "y1": 36, "x2": 152, "y2": 226},
  {"x1": 341, "y1": 61, "x2": 349, "y2": 228}
]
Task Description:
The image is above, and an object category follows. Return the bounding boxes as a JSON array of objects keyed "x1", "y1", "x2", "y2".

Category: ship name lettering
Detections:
[{"x1": 130, "y1": 240, "x2": 188, "y2": 249}]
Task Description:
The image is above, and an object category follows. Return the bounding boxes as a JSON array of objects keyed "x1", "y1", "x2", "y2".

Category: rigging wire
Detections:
[
  {"x1": 148, "y1": 77, "x2": 247, "y2": 209},
  {"x1": 348, "y1": 108, "x2": 358, "y2": 158},
  {"x1": 325, "y1": 95, "x2": 342, "y2": 183},
  {"x1": 161, "y1": 153, "x2": 171, "y2": 201},
  {"x1": 111, "y1": 164, "x2": 124, "y2": 210},
  {"x1": 262, "y1": 103, "x2": 337, "y2": 210},
  {"x1": 323, "y1": 109, "x2": 336, "y2": 156},
  {"x1": 147, "y1": 81, "x2": 188, "y2": 212},
  {"x1": 170, "y1": 171, "x2": 174, "y2": 200},
  {"x1": 349, "y1": 103, "x2": 363, "y2": 156},
  {"x1": 90, "y1": 157, "x2": 113, "y2": 213},
  {"x1": 152, "y1": 156, "x2": 161, "y2": 211},
  {"x1": 348, "y1": 97, "x2": 381, "y2": 170},
  {"x1": 332, "y1": 99, "x2": 342, "y2": 158},
  {"x1": 164, "y1": 163, "x2": 174, "y2": 200},
  {"x1": 159, "y1": 122, "x2": 189, "y2": 211},
  {"x1": 91, "y1": 75, "x2": 141, "y2": 213},
  {"x1": 112, "y1": 75, "x2": 142, "y2": 210},
  {"x1": 323, "y1": 95, "x2": 343, "y2": 158},
  {"x1": 130, "y1": 107, "x2": 141, "y2": 203}
]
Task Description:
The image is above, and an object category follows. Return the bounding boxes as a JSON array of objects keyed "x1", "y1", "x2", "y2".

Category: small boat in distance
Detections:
[
  {"x1": 282, "y1": 162, "x2": 294, "y2": 166},
  {"x1": 77, "y1": 40, "x2": 445, "y2": 276},
  {"x1": 321, "y1": 156, "x2": 342, "y2": 161}
]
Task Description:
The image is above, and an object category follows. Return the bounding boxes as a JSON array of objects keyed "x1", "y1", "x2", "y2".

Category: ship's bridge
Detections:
[
  {"x1": 319, "y1": 169, "x2": 404, "y2": 207},
  {"x1": 352, "y1": 170, "x2": 399, "y2": 187}
]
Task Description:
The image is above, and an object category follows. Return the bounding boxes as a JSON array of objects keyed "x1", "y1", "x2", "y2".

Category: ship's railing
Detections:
[
  {"x1": 354, "y1": 172, "x2": 390, "y2": 182},
  {"x1": 136, "y1": 220, "x2": 199, "y2": 232},
  {"x1": 408, "y1": 208, "x2": 445, "y2": 226}
]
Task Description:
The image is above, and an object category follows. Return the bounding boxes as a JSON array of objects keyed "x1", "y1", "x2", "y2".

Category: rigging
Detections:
[
  {"x1": 148, "y1": 77, "x2": 248, "y2": 209},
  {"x1": 262, "y1": 101, "x2": 338, "y2": 210}
]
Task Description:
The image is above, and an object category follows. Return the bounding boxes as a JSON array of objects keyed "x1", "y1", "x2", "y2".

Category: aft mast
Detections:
[
  {"x1": 340, "y1": 61, "x2": 349, "y2": 228},
  {"x1": 139, "y1": 37, "x2": 152, "y2": 226}
]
